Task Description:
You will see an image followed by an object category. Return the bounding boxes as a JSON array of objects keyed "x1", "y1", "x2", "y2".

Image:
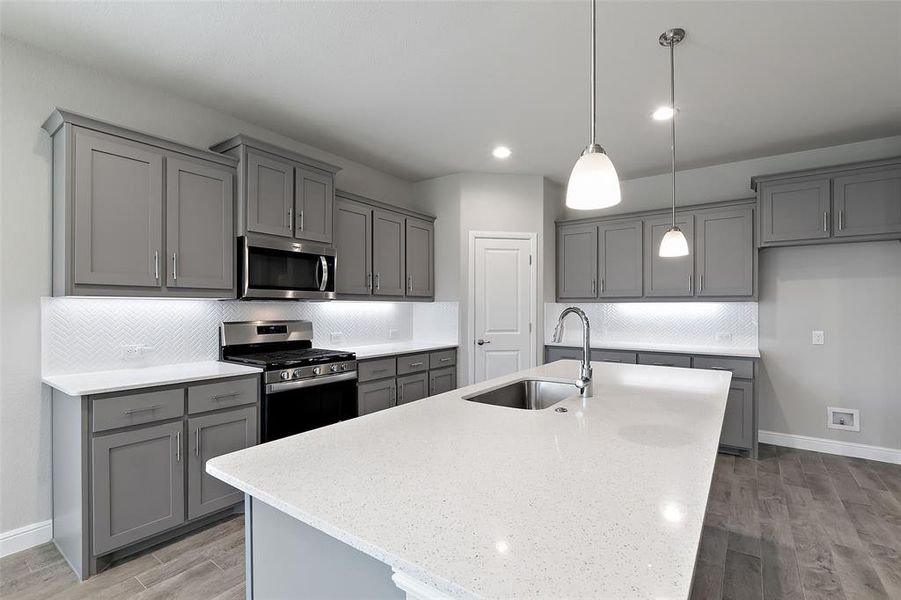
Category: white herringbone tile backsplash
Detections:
[
  {"x1": 545, "y1": 302, "x2": 758, "y2": 350},
  {"x1": 42, "y1": 298, "x2": 458, "y2": 376}
]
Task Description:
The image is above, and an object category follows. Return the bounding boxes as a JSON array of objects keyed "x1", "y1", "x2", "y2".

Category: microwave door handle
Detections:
[{"x1": 318, "y1": 256, "x2": 329, "y2": 292}]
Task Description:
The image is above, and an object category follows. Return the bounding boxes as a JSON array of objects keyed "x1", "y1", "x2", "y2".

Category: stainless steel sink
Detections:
[{"x1": 463, "y1": 379, "x2": 578, "y2": 410}]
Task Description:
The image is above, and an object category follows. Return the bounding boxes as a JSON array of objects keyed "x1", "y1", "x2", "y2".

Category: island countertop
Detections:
[{"x1": 207, "y1": 360, "x2": 732, "y2": 599}]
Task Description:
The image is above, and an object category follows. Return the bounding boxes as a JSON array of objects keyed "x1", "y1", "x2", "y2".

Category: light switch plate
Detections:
[{"x1": 812, "y1": 330, "x2": 825, "y2": 345}]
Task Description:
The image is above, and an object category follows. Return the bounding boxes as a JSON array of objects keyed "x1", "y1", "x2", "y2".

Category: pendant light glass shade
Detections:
[
  {"x1": 566, "y1": 149, "x2": 621, "y2": 210},
  {"x1": 659, "y1": 226, "x2": 689, "y2": 257}
]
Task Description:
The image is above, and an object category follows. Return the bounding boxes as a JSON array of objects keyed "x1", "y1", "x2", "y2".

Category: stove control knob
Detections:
[
  {"x1": 330, "y1": 364, "x2": 339, "y2": 373},
  {"x1": 292, "y1": 370, "x2": 301, "y2": 379},
  {"x1": 280, "y1": 371, "x2": 291, "y2": 381},
  {"x1": 312, "y1": 366, "x2": 322, "y2": 376}
]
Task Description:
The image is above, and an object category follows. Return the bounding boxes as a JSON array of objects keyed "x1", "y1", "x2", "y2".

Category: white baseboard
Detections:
[
  {"x1": 759, "y1": 430, "x2": 901, "y2": 465},
  {"x1": 0, "y1": 520, "x2": 53, "y2": 558}
]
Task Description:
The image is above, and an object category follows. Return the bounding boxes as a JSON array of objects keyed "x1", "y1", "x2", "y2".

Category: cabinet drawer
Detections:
[
  {"x1": 188, "y1": 377, "x2": 258, "y2": 415},
  {"x1": 638, "y1": 353, "x2": 692, "y2": 368},
  {"x1": 429, "y1": 349, "x2": 457, "y2": 369},
  {"x1": 397, "y1": 353, "x2": 429, "y2": 375},
  {"x1": 546, "y1": 346, "x2": 581, "y2": 362},
  {"x1": 92, "y1": 388, "x2": 184, "y2": 433},
  {"x1": 358, "y1": 357, "x2": 397, "y2": 382},
  {"x1": 591, "y1": 350, "x2": 637, "y2": 364},
  {"x1": 693, "y1": 356, "x2": 755, "y2": 380}
]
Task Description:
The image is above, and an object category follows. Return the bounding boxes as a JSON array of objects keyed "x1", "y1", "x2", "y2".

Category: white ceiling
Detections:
[{"x1": 2, "y1": 1, "x2": 900, "y2": 183}]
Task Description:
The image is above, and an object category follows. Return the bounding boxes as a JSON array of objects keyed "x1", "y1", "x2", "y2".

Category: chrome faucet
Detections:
[{"x1": 552, "y1": 307, "x2": 592, "y2": 397}]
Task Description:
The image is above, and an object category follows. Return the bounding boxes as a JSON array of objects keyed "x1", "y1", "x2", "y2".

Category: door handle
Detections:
[
  {"x1": 175, "y1": 431, "x2": 181, "y2": 462},
  {"x1": 287, "y1": 208, "x2": 293, "y2": 229},
  {"x1": 408, "y1": 275, "x2": 413, "y2": 292},
  {"x1": 298, "y1": 210, "x2": 305, "y2": 231},
  {"x1": 153, "y1": 251, "x2": 160, "y2": 281},
  {"x1": 839, "y1": 210, "x2": 844, "y2": 231},
  {"x1": 824, "y1": 211, "x2": 829, "y2": 232},
  {"x1": 194, "y1": 428, "x2": 200, "y2": 456},
  {"x1": 477, "y1": 339, "x2": 490, "y2": 345},
  {"x1": 375, "y1": 272, "x2": 380, "y2": 291},
  {"x1": 172, "y1": 252, "x2": 178, "y2": 281}
]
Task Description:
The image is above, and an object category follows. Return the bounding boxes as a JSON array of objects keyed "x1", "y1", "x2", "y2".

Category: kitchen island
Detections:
[{"x1": 207, "y1": 359, "x2": 732, "y2": 599}]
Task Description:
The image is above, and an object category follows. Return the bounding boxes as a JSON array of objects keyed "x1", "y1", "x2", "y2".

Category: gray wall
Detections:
[
  {"x1": 0, "y1": 37, "x2": 415, "y2": 535},
  {"x1": 758, "y1": 241, "x2": 901, "y2": 450}
]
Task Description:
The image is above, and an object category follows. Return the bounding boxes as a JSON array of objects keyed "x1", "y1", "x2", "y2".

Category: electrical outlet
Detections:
[
  {"x1": 827, "y1": 407, "x2": 859, "y2": 432},
  {"x1": 388, "y1": 328, "x2": 399, "y2": 340},
  {"x1": 716, "y1": 332, "x2": 733, "y2": 344},
  {"x1": 120, "y1": 344, "x2": 143, "y2": 360},
  {"x1": 330, "y1": 332, "x2": 344, "y2": 344},
  {"x1": 812, "y1": 330, "x2": 825, "y2": 345}
]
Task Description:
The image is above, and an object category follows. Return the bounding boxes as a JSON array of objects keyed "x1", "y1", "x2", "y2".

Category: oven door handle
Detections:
[
  {"x1": 318, "y1": 256, "x2": 329, "y2": 292},
  {"x1": 266, "y1": 371, "x2": 356, "y2": 394}
]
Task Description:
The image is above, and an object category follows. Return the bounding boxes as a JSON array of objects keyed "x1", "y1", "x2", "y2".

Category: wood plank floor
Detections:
[{"x1": 2, "y1": 445, "x2": 899, "y2": 599}]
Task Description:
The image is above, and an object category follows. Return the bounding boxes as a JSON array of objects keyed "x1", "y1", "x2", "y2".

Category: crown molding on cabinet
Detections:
[
  {"x1": 211, "y1": 134, "x2": 342, "y2": 176},
  {"x1": 750, "y1": 155, "x2": 901, "y2": 191},
  {"x1": 336, "y1": 189, "x2": 435, "y2": 222}
]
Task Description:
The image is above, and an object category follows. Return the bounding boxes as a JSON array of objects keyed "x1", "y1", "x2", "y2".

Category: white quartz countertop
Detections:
[
  {"x1": 545, "y1": 339, "x2": 760, "y2": 358},
  {"x1": 337, "y1": 340, "x2": 458, "y2": 360},
  {"x1": 208, "y1": 360, "x2": 732, "y2": 599},
  {"x1": 42, "y1": 361, "x2": 262, "y2": 396}
]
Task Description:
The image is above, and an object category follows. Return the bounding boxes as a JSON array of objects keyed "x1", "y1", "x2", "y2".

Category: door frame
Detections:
[{"x1": 467, "y1": 231, "x2": 538, "y2": 385}]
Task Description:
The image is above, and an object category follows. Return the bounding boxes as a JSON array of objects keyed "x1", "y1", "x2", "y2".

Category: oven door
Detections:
[
  {"x1": 261, "y1": 373, "x2": 358, "y2": 442},
  {"x1": 240, "y1": 234, "x2": 336, "y2": 300}
]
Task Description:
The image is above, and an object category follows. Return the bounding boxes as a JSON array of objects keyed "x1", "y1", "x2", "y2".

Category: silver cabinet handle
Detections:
[
  {"x1": 298, "y1": 210, "x2": 304, "y2": 231},
  {"x1": 176, "y1": 430, "x2": 181, "y2": 462},
  {"x1": 390, "y1": 385, "x2": 397, "y2": 406},
  {"x1": 367, "y1": 273, "x2": 373, "y2": 291},
  {"x1": 211, "y1": 392, "x2": 240, "y2": 402},
  {"x1": 287, "y1": 208, "x2": 293, "y2": 229},
  {"x1": 153, "y1": 251, "x2": 160, "y2": 281},
  {"x1": 823, "y1": 211, "x2": 829, "y2": 232},
  {"x1": 439, "y1": 357, "x2": 451, "y2": 362},
  {"x1": 477, "y1": 339, "x2": 490, "y2": 345},
  {"x1": 408, "y1": 275, "x2": 413, "y2": 292},
  {"x1": 652, "y1": 362, "x2": 675, "y2": 367},
  {"x1": 375, "y1": 272, "x2": 380, "y2": 291},
  {"x1": 710, "y1": 366, "x2": 734, "y2": 372},
  {"x1": 688, "y1": 274, "x2": 693, "y2": 293},
  {"x1": 591, "y1": 279, "x2": 596, "y2": 295},
  {"x1": 839, "y1": 210, "x2": 844, "y2": 230},
  {"x1": 700, "y1": 274, "x2": 704, "y2": 292},
  {"x1": 194, "y1": 428, "x2": 200, "y2": 456},
  {"x1": 398, "y1": 383, "x2": 404, "y2": 404},
  {"x1": 372, "y1": 368, "x2": 387, "y2": 374},
  {"x1": 601, "y1": 278, "x2": 605, "y2": 293},
  {"x1": 123, "y1": 404, "x2": 163, "y2": 415},
  {"x1": 172, "y1": 252, "x2": 178, "y2": 281},
  {"x1": 409, "y1": 361, "x2": 424, "y2": 367}
]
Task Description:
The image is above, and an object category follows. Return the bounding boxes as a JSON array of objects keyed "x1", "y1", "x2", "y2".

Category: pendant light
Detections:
[
  {"x1": 565, "y1": 0, "x2": 621, "y2": 210},
  {"x1": 658, "y1": 27, "x2": 689, "y2": 258}
]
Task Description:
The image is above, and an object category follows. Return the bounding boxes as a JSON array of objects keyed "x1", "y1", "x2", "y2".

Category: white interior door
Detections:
[{"x1": 473, "y1": 236, "x2": 533, "y2": 383}]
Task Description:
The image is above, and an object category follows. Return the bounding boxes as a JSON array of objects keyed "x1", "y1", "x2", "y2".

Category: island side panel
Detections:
[{"x1": 249, "y1": 497, "x2": 404, "y2": 600}]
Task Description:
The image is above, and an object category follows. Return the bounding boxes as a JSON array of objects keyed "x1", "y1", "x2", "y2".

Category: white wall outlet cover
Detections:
[
  {"x1": 716, "y1": 332, "x2": 734, "y2": 343},
  {"x1": 388, "y1": 328, "x2": 399, "y2": 340},
  {"x1": 827, "y1": 406, "x2": 860, "y2": 432},
  {"x1": 811, "y1": 330, "x2": 825, "y2": 345},
  {"x1": 330, "y1": 332, "x2": 344, "y2": 344}
]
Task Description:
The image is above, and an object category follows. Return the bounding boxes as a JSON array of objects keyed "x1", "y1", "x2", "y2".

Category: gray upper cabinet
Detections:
[
  {"x1": 334, "y1": 197, "x2": 373, "y2": 295},
  {"x1": 72, "y1": 127, "x2": 164, "y2": 289},
  {"x1": 91, "y1": 421, "x2": 185, "y2": 555},
  {"x1": 598, "y1": 221, "x2": 642, "y2": 298},
  {"x1": 833, "y1": 166, "x2": 901, "y2": 238},
  {"x1": 187, "y1": 406, "x2": 257, "y2": 520},
  {"x1": 557, "y1": 223, "x2": 598, "y2": 299},
  {"x1": 372, "y1": 209, "x2": 405, "y2": 297},
  {"x1": 358, "y1": 379, "x2": 395, "y2": 415},
  {"x1": 295, "y1": 168, "x2": 333, "y2": 244},
  {"x1": 696, "y1": 207, "x2": 754, "y2": 297},
  {"x1": 644, "y1": 215, "x2": 695, "y2": 297},
  {"x1": 166, "y1": 157, "x2": 234, "y2": 290},
  {"x1": 246, "y1": 151, "x2": 294, "y2": 238},
  {"x1": 759, "y1": 178, "x2": 831, "y2": 244},
  {"x1": 405, "y1": 218, "x2": 434, "y2": 297}
]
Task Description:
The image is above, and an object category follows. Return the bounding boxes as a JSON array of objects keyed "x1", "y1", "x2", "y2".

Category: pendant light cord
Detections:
[
  {"x1": 669, "y1": 40, "x2": 677, "y2": 228},
  {"x1": 589, "y1": 0, "x2": 596, "y2": 147}
]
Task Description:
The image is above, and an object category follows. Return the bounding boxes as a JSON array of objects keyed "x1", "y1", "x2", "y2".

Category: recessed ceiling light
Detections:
[
  {"x1": 492, "y1": 146, "x2": 512, "y2": 159},
  {"x1": 651, "y1": 106, "x2": 675, "y2": 121}
]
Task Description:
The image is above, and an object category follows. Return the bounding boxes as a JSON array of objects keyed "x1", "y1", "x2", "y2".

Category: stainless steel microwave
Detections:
[{"x1": 238, "y1": 234, "x2": 336, "y2": 300}]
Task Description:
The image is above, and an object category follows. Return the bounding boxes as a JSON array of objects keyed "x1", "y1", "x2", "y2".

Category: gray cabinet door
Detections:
[
  {"x1": 73, "y1": 128, "x2": 163, "y2": 288},
  {"x1": 246, "y1": 151, "x2": 294, "y2": 238},
  {"x1": 91, "y1": 421, "x2": 185, "y2": 555},
  {"x1": 358, "y1": 379, "x2": 396, "y2": 415},
  {"x1": 546, "y1": 346, "x2": 582, "y2": 362},
  {"x1": 696, "y1": 207, "x2": 753, "y2": 297},
  {"x1": 598, "y1": 221, "x2": 642, "y2": 298},
  {"x1": 720, "y1": 379, "x2": 754, "y2": 450},
  {"x1": 759, "y1": 178, "x2": 831, "y2": 244},
  {"x1": 644, "y1": 215, "x2": 695, "y2": 297},
  {"x1": 187, "y1": 406, "x2": 256, "y2": 520},
  {"x1": 166, "y1": 157, "x2": 234, "y2": 290},
  {"x1": 833, "y1": 166, "x2": 901, "y2": 237},
  {"x1": 428, "y1": 367, "x2": 456, "y2": 396},
  {"x1": 405, "y1": 218, "x2": 434, "y2": 297},
  {"x1": 397, "y1": 372, "x2": 429, "y2": 405},
  {"x1": 294, "y1": 168, "x2": 333, "y2": 244},
  {"x1": 334, "y1": 197, "x2": 373, "y2": 295},
  {"x1": 557, "y1": 223, "x2": 597, "y2": 299},
  {"x1": 372, "y1": 209, "x2": 405, "y2": 297}
]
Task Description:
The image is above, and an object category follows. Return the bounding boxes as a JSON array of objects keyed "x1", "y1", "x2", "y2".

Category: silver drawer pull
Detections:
[
  {"x1": 710, "y1": 366, "x2": 734, "y2": 372},
  {"x1": 409, "y1": 361, "x2": 424, "y2": 367},
  {"x1": 211, "y1": 392, "x2": 240, "y2": 401},
  {"x1": 652, "y1": 362, "x2": 675, "y2": 367},
  {"x1": 123, "y1": 404, "x2": 163, "y2": 415},
  {"x1": 439, "y1": 357, "x2": 451, "y2": 362},
  {"x1": 372, "y1": 368, "x2": 387, "y2": 374}
]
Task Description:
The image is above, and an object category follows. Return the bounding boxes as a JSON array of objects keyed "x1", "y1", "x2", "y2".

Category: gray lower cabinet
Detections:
[
  {"x1": 719, "y1": 380, "x2": 754, "y2": 450},
  {"x1": 429, "y1": 367, "x2": 456, "y2": 396},
  {"x1": 645, "y1": 215, "x2": 695, "y2": 297},
  {"x1": 245, "y1": 150, "x2": 294, "y2": 238},
  {"x1": 557, "y1": 223, "x2": 598, "y2": 299},
  {"x1": 405, "y1": 217, "x2": 434, "y2": 297},
  {"x1": 598, "y1": 221, "x2": 642, "y2": 298},
  {"x1": 372, "y1": 209, "x2": 406, "y2": 297},
  {"x1": 546, "y1": 346, "x2": 582, "y2": 362},
  {"x1": 334, "y1": 197, "x2": 373, "y2": 295},
  {"x1": 590, "y1": 350, "x2": 637, "y2": 364},
  {"x1": 295, "y1": 168, "x2": 333, "y2": 243},
  {"x1": 358, "y1": 379, "x2": 396, "y2": 415},
  {"x1": 758, "y1": 178, "x2": 831, "y2": 244},
  {"x1": 397, "y1": 372, "x2": 429, "y2": 405},
  {"x1": 166, "y1": 157, "x2": 235, "y2": 290},
  {"x1": 187, "y1": 406, "x2": 256, "y2": 520},
  {"x1": 833, "y1": 166, "x2": 901, "y2": 238},
  {"x1": 695, "y1": 207, "x2": 754, "y2": 297},
  {"x1": 91, "y1": 421, "x2": 185, "y2": 555},
  {"x1": 638, "y1": 352, "x2": 692, "y2": 368}
]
